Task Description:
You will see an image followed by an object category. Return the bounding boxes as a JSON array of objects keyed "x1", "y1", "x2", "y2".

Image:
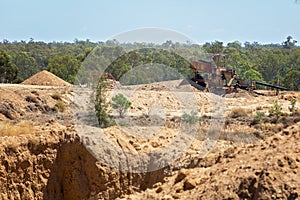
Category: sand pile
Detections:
[
  {"x1": 21, "y1": 70, "x2": 71, "y2": 86},
  {"x1": 112, "y1": 80, "x2": 200, "y2": 116}
]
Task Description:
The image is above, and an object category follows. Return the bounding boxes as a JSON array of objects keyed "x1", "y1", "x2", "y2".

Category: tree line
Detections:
[{"x1": 0, "y1": 36, "x2": 299, "y2": 90}]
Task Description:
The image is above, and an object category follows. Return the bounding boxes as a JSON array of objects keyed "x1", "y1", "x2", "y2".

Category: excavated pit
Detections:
[
  {"x1": 0, "y1": 129, "x2": 167, "y2": 200},
  {"x1": 44, "y1": 135, "x2": 166, "y2": 200}
]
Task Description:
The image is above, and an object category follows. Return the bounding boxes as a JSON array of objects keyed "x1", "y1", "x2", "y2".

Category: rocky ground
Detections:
[{"x1": 0, "y1": 80, "x2": 299, "y2": 200}]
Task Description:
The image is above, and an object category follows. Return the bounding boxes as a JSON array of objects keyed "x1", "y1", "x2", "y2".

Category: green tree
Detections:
[
  {"x1": 284, "y1": 70, "x2": 300, "y2": 91},
  {"x1": 227, "y1": 52, "x2": 252, "y2": 77},
  {"x1": 203, "y1": 41, "x2": 224, "y2": 53},
  {"x1": 1, "y1": 38, "x2": 300, "y2": 91},
  {"x1": 282, "y1": 36, "x2": 297, "y2": 49},
  {"x1": 0, "y1": 51, "x2": 18, "y2": 83},
  {"x1": 112, "y1": 93, "x2": 131, "y2": 118},
  {"x1": 14, "y1": 51, "x2": 38, "y2": 81},
  {"x1": 48, "y1": 55, "x2": 81, "y2": 83},
  {"x1": 260, "y1": 49, "x2": 287, "y2": 83},
  {"x1": 243, "y1": 69, "x2": 264, "y2": 81},
  {"x1": 95, "y1": 75, "x2": 113, "y2": 128},
  {"x1": 226, "y1": 41, "x2": 242, "y2": 50}
]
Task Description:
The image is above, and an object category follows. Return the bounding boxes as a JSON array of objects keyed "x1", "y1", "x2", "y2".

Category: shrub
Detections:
[
  {"x1": 51, "y1": 93, "x2": 62, "y2": 100},
  {"x1": 269, "y1": 100, "x2": 282, "y2": 122},
  {"x1": 0, "y1": 106, "x2": 14, "y2": 120},
  {"x1": 25, "y1": 95, "x2": 38, "y2": 103},
  {"x1": 54, "y1": 100, "x2": 66, "y2": 112},
  {"x1": 118, "y1": 120, "x2": 130, "y2": 127},
  {"x1": 288, "y1": 98, "x2": 298, "y2": 114},
  {"x1": 112, "y1": 93, "x2": 131, "y2": 118},
  {"x1": 228, "y1": 108, "x2": 248, "y2": 118},
  {"x1": 255, "y1": 112, "x2": 264, "y2": 121},
  {"x1": 181, "y1": 111, "x2": 200, "y2": 124}
]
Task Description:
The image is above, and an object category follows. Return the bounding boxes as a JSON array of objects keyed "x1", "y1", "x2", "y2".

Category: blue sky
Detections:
[{"x1": 0, "y1": 0, "x2": 299, "y2": 44}]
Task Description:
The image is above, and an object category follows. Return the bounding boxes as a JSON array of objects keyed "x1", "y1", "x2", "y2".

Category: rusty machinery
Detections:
[{"x1": 188, "y1": 54, "x2": 287, "y2": 93}]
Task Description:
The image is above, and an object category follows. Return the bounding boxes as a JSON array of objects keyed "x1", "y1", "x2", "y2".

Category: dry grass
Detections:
[
  {"x1": 54, "y1": 100, "x2": 66, "y2": 112},
  {"x1": 25, "y1": 95, "x2": 39, "y2": 103},
  {"x1": 0, "y1": 121, "x2": 35, "y2": 136},
  {"x1": 51, "y1": 92, "x2": 62, "y2": 100},
  {"x1": 220, "y1": 131, "x2": 260, "y2": 144},
  {"x1": 28, "y1": 136, "x2": 41, "y2": 147},
  {"x1": 256, "y1": 106, "x2": 263, "y2": 111},
  {"x1": 228, "y1": 108, "x2": 248, "y2": 118},
  {"x1": 6, "y1": 140, "x2": 19, "y2": 152}
]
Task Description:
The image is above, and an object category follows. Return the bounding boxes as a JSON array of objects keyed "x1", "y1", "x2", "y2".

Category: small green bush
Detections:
[
  {"x1": 181, "y1": 111, "x2": 200, "y2": 124},
  {"x1": 255, "y1": 112, "x2": 264, "y2": 121},
  {"x1": 288, "y1": 98, "x2": 298, "y2": 114},
  {"x1": 112, "y1": 93, "x2": 131, "y2": 118},
  {"x1": 269, "y1": 100, "x2": 282, "y2": 122}
]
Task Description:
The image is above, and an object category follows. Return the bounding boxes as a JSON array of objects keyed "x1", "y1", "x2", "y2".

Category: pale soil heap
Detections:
[{"x1": 21, "y1": 70, "x2": 71, "y2": 87}]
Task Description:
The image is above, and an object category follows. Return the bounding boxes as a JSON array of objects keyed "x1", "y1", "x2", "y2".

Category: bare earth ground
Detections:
[{"x1": 0, "y1": 81, "x2": 299, "y2": 200}]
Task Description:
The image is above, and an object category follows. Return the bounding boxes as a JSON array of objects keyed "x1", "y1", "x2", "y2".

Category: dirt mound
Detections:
[
  {"x1": 22, "y1": 70, "x2": 71, "y2": 87},
  {"x1": 225, "y1": 89, "x2": 255, "y2": 98},
  {"x1": 124, "y1": 122, "x2": 300, "y2": 200},
  {"x1": 0, "y1": 84, "x2": 72, "y2": 122}
]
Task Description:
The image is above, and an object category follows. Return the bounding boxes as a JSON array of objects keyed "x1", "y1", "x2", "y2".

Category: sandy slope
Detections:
[{"x1": 0, "y1": 81, "x2": 299, "y2": 200}]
